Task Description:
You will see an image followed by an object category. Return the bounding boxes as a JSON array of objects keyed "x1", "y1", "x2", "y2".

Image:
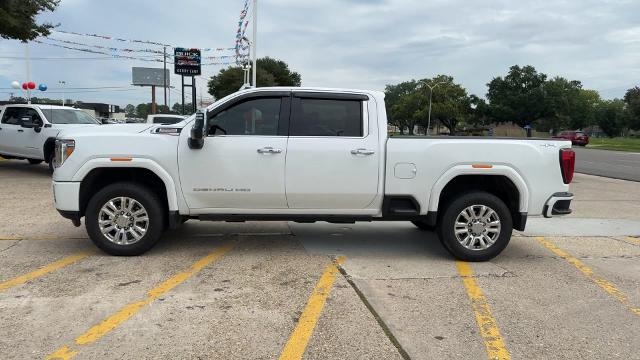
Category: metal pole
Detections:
[
  {"x1": 427, "y1": 86, "x2": 433, "y2": 135},
  {"x1": 151, "y1": 85, "x2": 156, "y2": 114},
  {"x1": 25, "y1": 42, "x2": 32, "y2": 104},
  {"x1": 192, "y1": 76, "x2": 196, "y2": 113},
  {"x1": 181, "y1": 75, "x2": 185, "y2": 115},
  {"x1": 163, "y1": 46, "x2": 167, "y2": 107},
  {"x1": 425, "y1": 81, "x2": 446, "y2": 135},
  {"x1": 251, "y1": 0, "x2": 257, "y2": 87}
]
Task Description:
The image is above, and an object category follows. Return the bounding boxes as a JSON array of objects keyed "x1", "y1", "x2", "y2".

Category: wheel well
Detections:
[
  {"x1": 43, "y1": 138, "x2": 56, "y2": 162},
  {"x1": 79, "y1": 168, "x2": 168, "y2": 217},
  {"x1": 437, "y1": 175, "x2": 523, "y2": 228}
]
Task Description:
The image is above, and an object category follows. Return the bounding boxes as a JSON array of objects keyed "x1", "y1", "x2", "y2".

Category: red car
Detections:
[{"x1": 553, "y1": 130, "x2": 589, "y2": 146}]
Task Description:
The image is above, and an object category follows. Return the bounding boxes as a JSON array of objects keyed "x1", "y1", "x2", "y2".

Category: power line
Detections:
[{"x1": 0, "y1": 56, "x2": 128, "y2": 60}]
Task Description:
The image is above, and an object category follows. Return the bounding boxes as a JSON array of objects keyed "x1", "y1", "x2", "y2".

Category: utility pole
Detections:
[
  {"x1": 251, "y1": 0, "x2": 257, "y2": 87},
  {"x1": 163, "y1": 46, "x2": 167, "y2": 108},
  {"x1": 25, "y1": 42, "x2": 32, "y2": 104},
  {"x1": 425, "y1": 81, "x2": 446, "y2": 135}
]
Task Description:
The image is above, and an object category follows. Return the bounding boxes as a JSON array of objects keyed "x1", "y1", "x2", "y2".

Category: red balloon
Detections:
[
  {"x1": 27, "y1": 82, "x2": 36, "y2": 90},
  {"x1": 22, "y1": 83, "x2": 28, "y2": 90}
]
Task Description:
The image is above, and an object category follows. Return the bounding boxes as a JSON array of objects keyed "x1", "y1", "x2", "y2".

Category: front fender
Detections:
[
  {"x1": 428, "y1": 164, "x2": 530, "y2": 213},
  {"x1": 71, "y1": 157, "x2": 179, "y2": 211}
]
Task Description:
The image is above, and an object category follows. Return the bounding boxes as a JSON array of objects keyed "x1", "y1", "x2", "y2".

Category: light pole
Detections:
[
  {"x1": 58, "y1": 80, "x2": 66, "y2": 106},
  {"x1": 425, "y1": 81, "x2": 446, "y2": 135},
  {"x1": 251, "y1": 0, "x2": 258, "y2": 87}
]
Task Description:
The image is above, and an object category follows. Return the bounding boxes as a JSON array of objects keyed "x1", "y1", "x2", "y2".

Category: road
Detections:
[
  {"x1": 574, "y1": 147, "x2": 640, "y2": 182},
  {"x1": 1, "y1": 160, "x2": 639, "y2": 360}
]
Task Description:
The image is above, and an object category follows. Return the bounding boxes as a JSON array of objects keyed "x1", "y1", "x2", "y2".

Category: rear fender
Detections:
[{"x1": 428, "y1": 164, "x2": 529, "y2": 213}]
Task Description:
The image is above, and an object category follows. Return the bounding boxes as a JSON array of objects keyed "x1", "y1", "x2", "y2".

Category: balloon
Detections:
[
  {"x1": 38, "y1": 84, "x2": 47, "y2": 91},
  {"x1": 22, "y1": 83, "x2": 28, "y2": 90},
  {"x1": 11, "y1": 81, "x2": 20, "y2": 89},
  {"x1": 27, "y1": 82, "x2": 36, "y2": 90}
]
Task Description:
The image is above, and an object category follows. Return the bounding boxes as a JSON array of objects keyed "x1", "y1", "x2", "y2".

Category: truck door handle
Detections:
[
  {"x1": 351, "y1": 148, "x2": 375, "y2": 155},
  {"x1": 257, "y1": 146, "x2": 282, "y2": 154},
  {"x1": 17, "y1": 129, "x2": 24, "y2": 132}
]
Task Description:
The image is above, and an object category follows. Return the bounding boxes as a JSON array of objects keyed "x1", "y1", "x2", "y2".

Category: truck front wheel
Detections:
[
  {"x1": 85, "y1": 182, "x2": 165, "y2": 256},
  {"x1": 437, "y1": 191, "x2": 512, "y2": 262}
]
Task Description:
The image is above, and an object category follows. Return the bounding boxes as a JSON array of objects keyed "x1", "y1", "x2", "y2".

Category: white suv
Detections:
[{"x1": 0, "y1": 104, "x2": 100, "y2": 172}]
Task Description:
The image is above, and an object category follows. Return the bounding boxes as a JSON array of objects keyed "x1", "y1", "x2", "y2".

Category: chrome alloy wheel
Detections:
[
  {"x1": 98, "y1": 197, "x2": 149, "y2": 245},
  {"x1": 454, "y1": 205, "x2": 501, "y2": 251}
]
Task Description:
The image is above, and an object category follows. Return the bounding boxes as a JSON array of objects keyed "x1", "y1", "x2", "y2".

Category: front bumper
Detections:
[
  {"x1": 543, "y1": 192, "x2": 573, "y2": 218},
  {"x1": 53, "y1": 181, "x2": 81, "y2": 226}
]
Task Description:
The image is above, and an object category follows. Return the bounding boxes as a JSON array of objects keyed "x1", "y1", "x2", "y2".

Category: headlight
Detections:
[{"x1": 54, "y1": 139, "x2": 75, "y2": 168}]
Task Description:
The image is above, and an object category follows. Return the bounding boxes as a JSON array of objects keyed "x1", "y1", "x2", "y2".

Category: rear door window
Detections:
[{"x1": 290, "y1": 98, "x2": 363, "y2": 137}]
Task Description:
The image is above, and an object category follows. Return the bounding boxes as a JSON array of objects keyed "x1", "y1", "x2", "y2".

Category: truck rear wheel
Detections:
[
  {"x1": 85, "y1": 182, "x2": 165, "y2": 256},
  {"x1": 437, "y1": 191, "x2": 512, "y2": 262}
]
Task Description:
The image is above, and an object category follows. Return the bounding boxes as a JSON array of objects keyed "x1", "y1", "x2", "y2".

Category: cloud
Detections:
[{"x1": 0, "y1": 0, "x2": 638, "y2": 106}]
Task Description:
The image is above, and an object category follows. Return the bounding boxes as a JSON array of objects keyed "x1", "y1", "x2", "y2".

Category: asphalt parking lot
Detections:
[{"x1": 1, "y1": 159, "x2": 639, "y2": 360}]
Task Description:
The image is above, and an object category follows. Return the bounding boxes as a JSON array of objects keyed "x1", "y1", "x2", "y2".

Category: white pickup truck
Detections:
[
  {"x1": 0, "y1": 104, "x2": 100, "y2": 172},
  {"x1": 52, "y1": 87, "x2": 575, "y2": 261}
]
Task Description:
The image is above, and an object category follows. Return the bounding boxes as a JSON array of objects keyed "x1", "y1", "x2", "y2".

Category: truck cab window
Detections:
[
  {"x1": 208, "y1": 98, "x2": 281, "y2": 136},
  {"x1": 21, "y1": 108, "x2": 43, "y2": 126},
  {"x1": 1, "y1": 107, "x2": 22, "y2": 125},
  {"x1": 291, "y1": 99, "x2": 362, "y2": 137}
]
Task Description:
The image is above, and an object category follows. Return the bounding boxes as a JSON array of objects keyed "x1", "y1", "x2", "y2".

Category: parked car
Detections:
[
  {"x1": 0, "y1": 104, "x2": 100, "y2": 172},
  {"x1": 52, "y1": 87, "x2": 575, "y2": 261},
  {"x1": 146, "y1": 114, "x2": 187, "y2": 125},
  {"x1": 553, "y1": 130, "x2": 589, "y2": 146}
]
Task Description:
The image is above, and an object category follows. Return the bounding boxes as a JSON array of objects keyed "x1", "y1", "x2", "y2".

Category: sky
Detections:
[{"x1": 1, "y1": 0, "x2": 639, "y2": 107}]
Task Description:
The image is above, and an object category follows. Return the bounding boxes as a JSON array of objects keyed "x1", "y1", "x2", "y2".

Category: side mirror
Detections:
[
  {"x1": 20, "y1": 116, "x2": 42, "y2": 132},
  {"x1": 20, "y1": 116, "x2": 36, "y2": 128},
  {"x1": 188, "y1": 111, "x2": 205, "y2": 149}
]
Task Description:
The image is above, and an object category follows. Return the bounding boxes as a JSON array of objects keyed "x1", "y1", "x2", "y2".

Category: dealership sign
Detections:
[{"x1": 174, "y1": 48, "x2": 201, "y2": 76}]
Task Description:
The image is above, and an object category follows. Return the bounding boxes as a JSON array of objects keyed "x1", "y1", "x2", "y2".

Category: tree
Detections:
[
  {"x1": 0, "y1": 0, "x2": 60, "y2": 41},
  {"x1": 596, "y1": 99, "x2": 626, "y2": 137},
  {"x1": 385, "y1": 75, "x2": 472, "y2": 135},
  {"x1": 172, "y1": 102, "x2": 193, "y2": 115},
  {"x1": 422, "y1": 75, "x2": 471, "y2": 135},
  {"x1": 540, "y1": 77, "x2": 600, "y2": 132},
  {"x1": 486, "y1": 65, "x2": 547, "y2": 128},
  {"x1": 623, "y1": 86, "x2": 640, "y2": 130},
  {"x1": 208, "y1": 57, "x2": 301, "y2": 99},
  {"x1": 134, "y1": 103, "x2": 169, "y2": 118},
  {"x1": 124, "y1": 104, "x2": 135, "y2": 118},
  {"x1": 384, "y1": 80, "x2": 419, "y2": 134},
  {"x1": 467, "y1": 95, "x2": 490, "y2": 128}
]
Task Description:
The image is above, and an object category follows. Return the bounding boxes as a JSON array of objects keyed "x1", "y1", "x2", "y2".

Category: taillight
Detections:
[{"x1": 560, "y1": 148, "x2": 575, "y2": 184}]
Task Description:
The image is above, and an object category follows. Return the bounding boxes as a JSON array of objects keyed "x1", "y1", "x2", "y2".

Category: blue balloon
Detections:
[{"x1": 38, "y1": 84, "x2": 47, "y2": 91}]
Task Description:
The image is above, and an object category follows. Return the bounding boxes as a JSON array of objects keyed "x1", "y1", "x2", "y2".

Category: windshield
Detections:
[
  {"x1": 43, "y1": 109, "x2": 101, "y2": 125},
  {"x1": 153, "y1": 116, "x2": 184, "y2": 124}
]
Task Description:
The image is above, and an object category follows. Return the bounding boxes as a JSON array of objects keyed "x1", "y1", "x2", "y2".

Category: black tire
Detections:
[
  {"x1": 47, "y1": 152, "x2": 55, "y2": 173},
  {"x1": 437, "y1": 191, "x2": 512, "y2": 262},
  {"x1": 27, "y1": 159, "x2": 43, "y2": 165},
  {"x1": 85, "y1": 182, "x2": 165, "y2": 256},
  {"x1": 411, "y1": 219, "x2": 435, "y2": 231}
]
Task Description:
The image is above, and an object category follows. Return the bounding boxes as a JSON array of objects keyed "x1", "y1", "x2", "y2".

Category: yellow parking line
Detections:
[
  {"x1": 625, "y1": 236, "x2": 640, "y2": 246},
  {"x1": 536, "y1": 237, "x2": 640, "y2": 317},
  {"x1": 45, "y1": 242, "x2": 235, "y2": 360},
  {"x1": 0, "y1": 236, "x2": 88, "y2": 241},
  {"x1": 0, "y1": 251, "x2": 93, "y2": 292},
  {"x1": 456, "y1": 261, "x2": 512, "y2": 360},
  {"x1": 278, "y1": 256, "x2": 346, "y2": 360}
]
